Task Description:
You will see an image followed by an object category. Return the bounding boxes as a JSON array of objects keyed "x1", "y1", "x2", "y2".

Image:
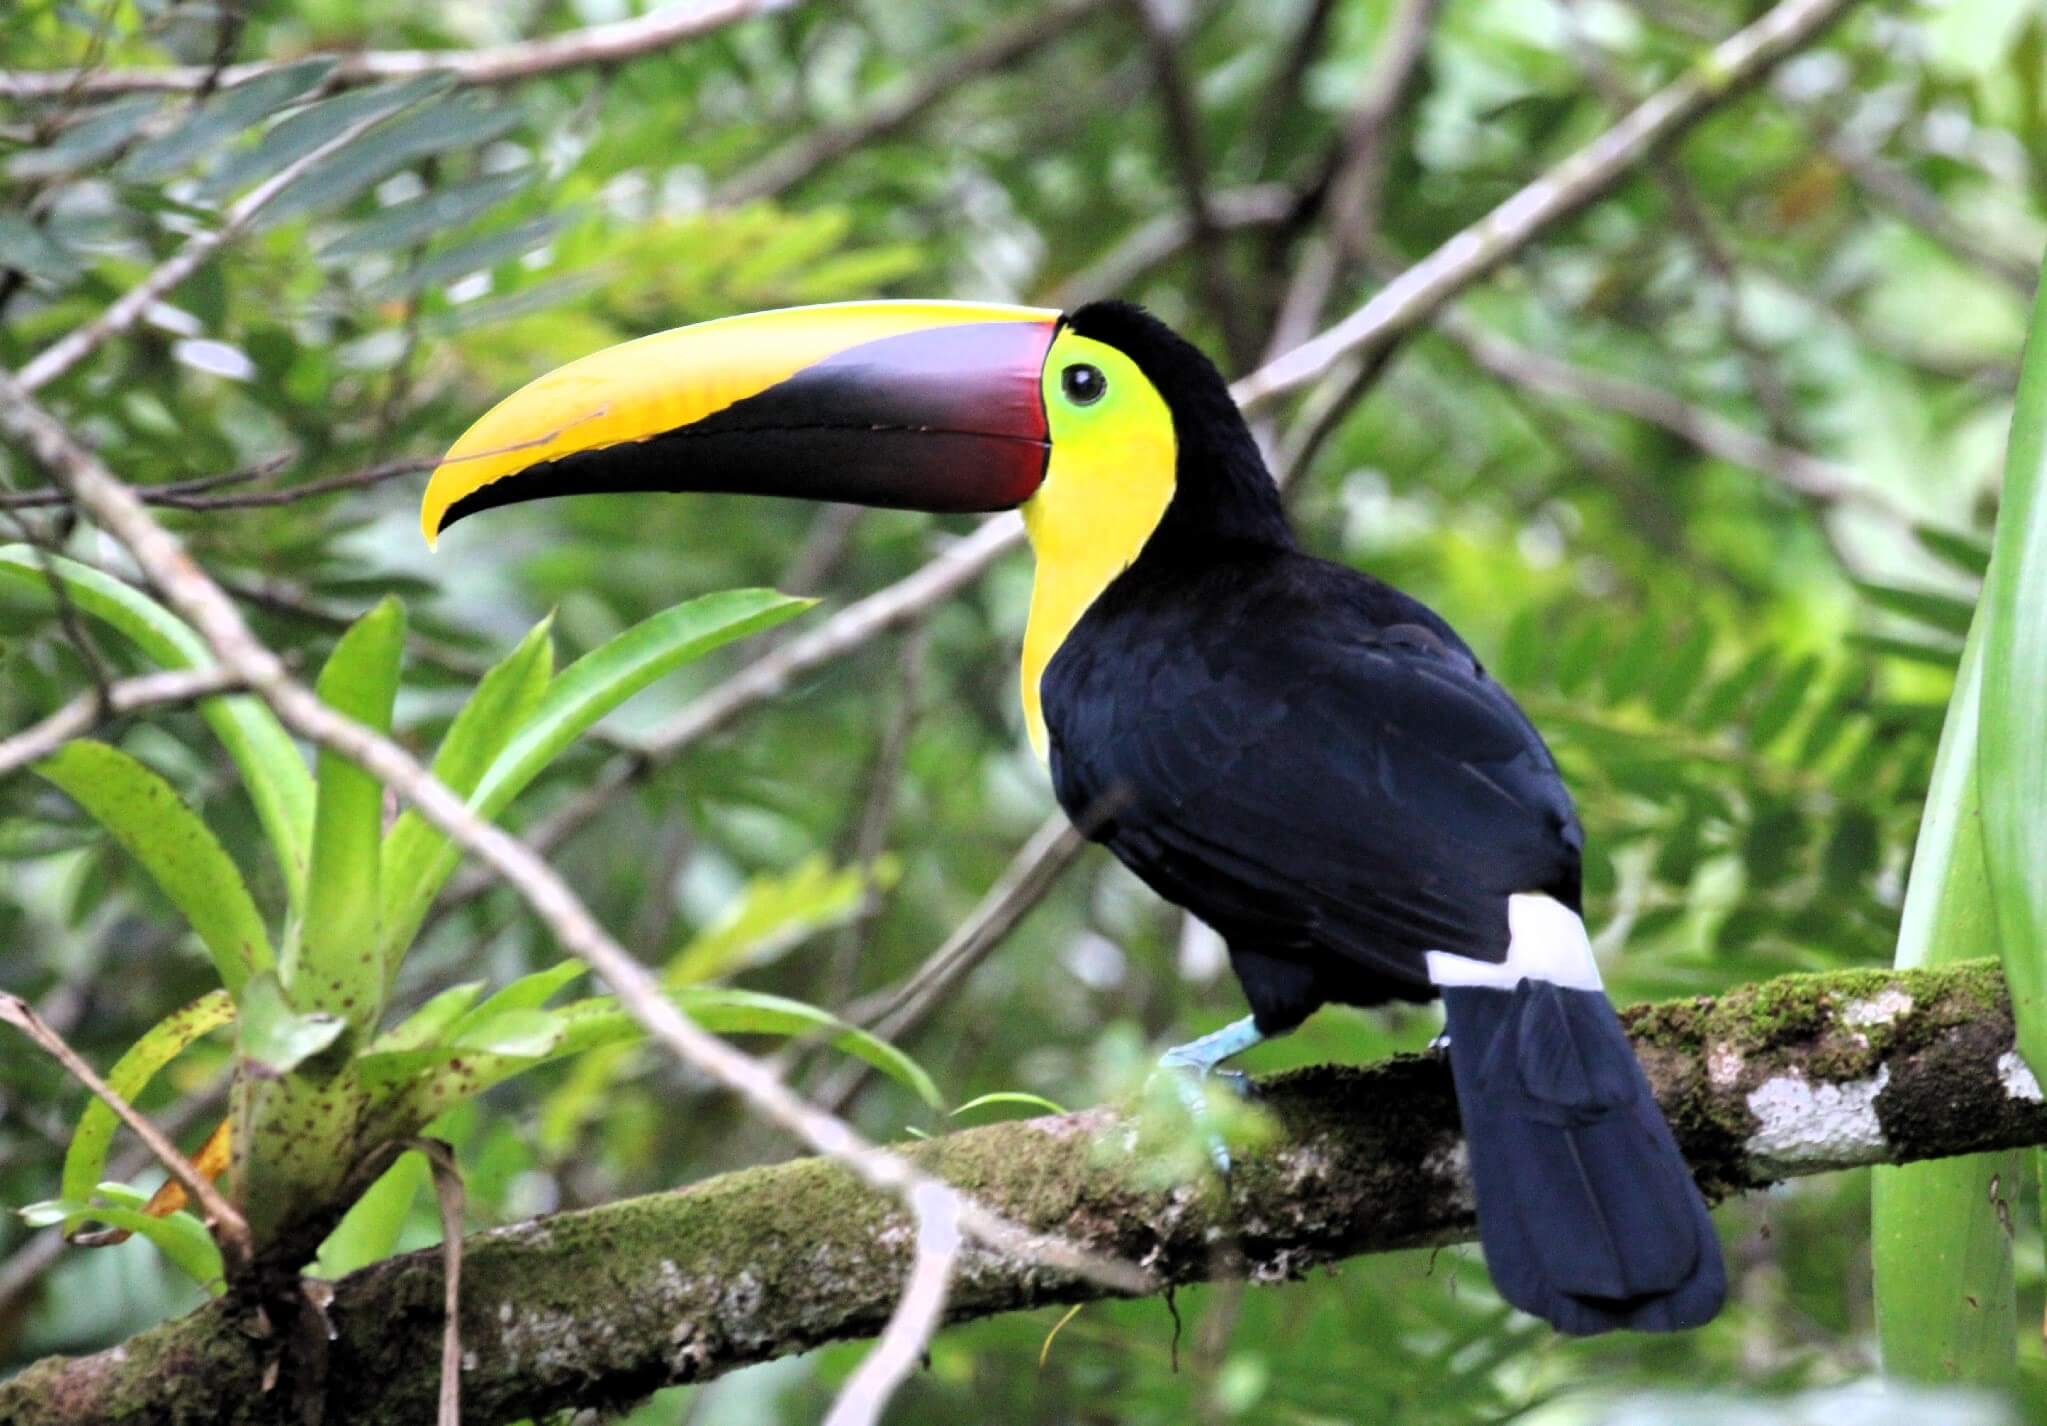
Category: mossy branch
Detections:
[{"x1": 4, "y1": 959, "x2": 2038, "y2": 1426}]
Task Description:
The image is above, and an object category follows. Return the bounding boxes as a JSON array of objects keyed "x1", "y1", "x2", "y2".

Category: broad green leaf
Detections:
[
  {"x1": 237, "y1": 971, "x2": 346, "y2": 1078},
  {"x1": 1873, "y1": 622, "x2": 2017, "y2": 1384},
  {"x1": 257, "y1": 94, "x2": 522, "y2": 230},
  {"x1": 295, "y1": 599, "x2": 403, "y2": 1030},
  {"x1": 379, "y1": 590, "x2": 812, "y2": 957},
  {"x1": 369, "y1": 981, "x2": 486, "y2": 1057},
  {"x1": 665, "y1": 856, "x2": 879, "y2": 987},
  {"x1": 22, "y1": 1192, "x2": 224, "y2": 1293},
  {"x1": 59, "y1": 989, "x2": 234, "y2": 1209},
  {"x1": 316, "y1": 1149, "x2": 426, "y2": 1278},
  {"x1": 319, "y1": 169, "x2": 533, "y2": 260},
  {"x1": 0, "y1": 548, "x2": 313, "y2": 910},
  {"x1": 195, "y1": 72, "x2": 455, "y2": 205},
  {"x1": 1980, "y1": 263, "x2": 2047, "y2": 1085},
  {"x1": 33, "y1": 741, "x2": 272, "y2": 993},
  {"x1": 378, "y1": 614, "x2": 553, "y2": 970},
  {"x1": 952, "y1": 1091, "x2": 1068, "y2": 1120},
  {"x1": 116, "y1": 59, "x2": 336, "y2": 183}
]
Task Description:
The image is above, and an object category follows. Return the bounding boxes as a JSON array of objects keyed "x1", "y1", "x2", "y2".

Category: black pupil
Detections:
[{"x1": 1062, "y1": 363, "x2": 1105, "y2": 405}]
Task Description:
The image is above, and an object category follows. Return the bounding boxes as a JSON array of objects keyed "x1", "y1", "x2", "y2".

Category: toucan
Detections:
[{"x1": 421, "y1": 299, "x2": 1727, "y2": 1334}]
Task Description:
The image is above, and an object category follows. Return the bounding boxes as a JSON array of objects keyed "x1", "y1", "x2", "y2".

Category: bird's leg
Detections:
[{"x1": 1155, "y1": 1015, "x2": 1265, "y2": 1175}]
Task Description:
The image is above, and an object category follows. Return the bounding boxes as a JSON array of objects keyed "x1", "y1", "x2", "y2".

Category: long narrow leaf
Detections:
[
  {"x1": 379, "y1": 590, "x2": 810, "y2": 955},
  {"x1": 0, "y1": 548, "x2": 313, "y2": 909},
  {"x1": 1979, "y1": 267, "x2": 2047, "y2": 1085},
  {"x1": 378, "y1": 614, "x2": 552, "y2": 972},
  {"x1": 34, "y1": 741, "x2": 272, "y2": 993},
  {"x1": 59, "y1": 990, "x2": 235, "y2": 1209},
  {"x1": 21, "y1": 1192, "x2": 224, "y2": 1293},
  {"x1": 1871, "y1": 623, "x2": 2017, "y2": 1383},
  {"x1": 296, "y1": 599, "x2": 403, "y2": 1032}
]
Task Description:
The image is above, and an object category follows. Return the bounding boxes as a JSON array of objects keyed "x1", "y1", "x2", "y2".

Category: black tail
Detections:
[{"x1": 1440, "y1": 980, "x2": 1726, "y2": 1334}]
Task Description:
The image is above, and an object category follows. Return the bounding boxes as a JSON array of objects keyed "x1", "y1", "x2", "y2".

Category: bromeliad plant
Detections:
[{"x1": 1, "y1": 547, "x2": 940, "y2": 1287}]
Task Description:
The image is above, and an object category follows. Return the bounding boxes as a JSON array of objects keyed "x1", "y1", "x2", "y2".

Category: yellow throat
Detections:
[{"x1": 1017, "y1": 330, "x2": 1177, "y2": 759}]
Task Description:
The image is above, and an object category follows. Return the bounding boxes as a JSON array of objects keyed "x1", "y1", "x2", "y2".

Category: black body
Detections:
[{"x1": 1042, "y1": 302, "x2": 1725, "y2": 1333}]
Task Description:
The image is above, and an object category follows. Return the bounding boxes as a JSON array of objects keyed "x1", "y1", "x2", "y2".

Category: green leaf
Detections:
[
  {"x1": 364, "y1": 214, "x2": 565, "y2": 302},
  {"x1": 379, "y1": 590, "x2": 811, "y2": 958},
  {"x1": 237, "y1": 970, "x2": 346, "y2": 1078},
  {"x1": 664, "y1": 855, "x2": 878, "y2": 987},
  {"x1": 0, "y1": 548, "x2": 313, "y2": 910},
  {"x1": 368, "y1": 981, "x2": 486, "y2": 1056},
  {"x1": 316, "y1": 1149, "x2": 426, "y2": 1278},
  {"x1": 1913, "y1": 523, "x2": 1994, "y2": 580},
  {"x1": 296, "y1": 599, "x2": 403, "y2": 1030},
  {"x1": 0, "y1": 213, "x2": 78, "y2": 289},
  {"x1": 319, "y1": 169, "x2": 533, "y2": 260},
  {"x1": 257, "y1": 94, "x2": 522, "y2": 230},
  {"x1": 21, "y1": 1192, "x2": 224, "y2": 1293},
  {"x1": 1872, "y1": 620, "x2": 2017, "y2": 1384},
  {"x1": 378, "y1": 613, "x2": 553, "y2": 970},
  {"x1": 8, "y1": 97, "x2": 162, "y2": 178},
  {"x1": 116, "y1": 59, "x2": 337, "y2": 183},
  {"x1": 952, "y1": 1091, "x2": 1068, "y2": 1119},
  {"x1": 33, "y1": 741, "x2": 272, "y2": 993},
  {"x1": 451, "y1": 960, "x2": 585, "y2": 1029},
  {"x1": 59, "y1": 990, "x2": 234, "y2": 1208},
  {"x1": 1980, "y1": 263, "x2": 2047, "y2": 1089},
  {"x1": 1855, "y1": 580, "x2": 1977, "y2": 637},
  {"x1": 195, "y1": 72, "x2": 456, "y2": 206}
]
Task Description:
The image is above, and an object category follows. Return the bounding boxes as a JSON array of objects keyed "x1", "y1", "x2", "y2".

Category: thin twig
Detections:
[
  {"x1": 0, "y1": 367, "x2": 1151, "y2": 1298},
  {"x1": 0, "y1": 450, "x2": 293, "y2": 509},
  {"x1": 820, "y1": 1182, "x2": 962, "y2": 1426},
  {"x1": 0, "y1": 666, "x2": 246, "y2": 779},
  {"x1": 409, "y1": 1139, "x2": 466, "y2": 1426},
  {"x1": 1044, "y1": 185, "x2": 1295, "y2": 309},
  {"x1": 0, "y1": 0, "x2": 780, "y2": 99},
  {"x1": 1233, "y1": 0, "x2": 1866, "y2": 409},
  {"x1": 0, "y1": 994, "x2": 251, "y2": 1278}
]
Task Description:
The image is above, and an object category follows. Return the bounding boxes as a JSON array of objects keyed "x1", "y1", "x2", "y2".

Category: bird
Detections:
[{"x1": 421, "y1": 297, "x2": 1727, "y2": 1335}]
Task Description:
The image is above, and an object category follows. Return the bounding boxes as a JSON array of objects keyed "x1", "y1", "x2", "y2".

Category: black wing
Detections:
[{"x1": 1045, "y1": 568, "x2": 1581, "y2": 999}]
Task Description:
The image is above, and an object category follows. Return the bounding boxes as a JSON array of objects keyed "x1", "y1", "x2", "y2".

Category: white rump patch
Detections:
[{"x1": 1424, "y1": 893, "x2": 1603, "y2": 992}]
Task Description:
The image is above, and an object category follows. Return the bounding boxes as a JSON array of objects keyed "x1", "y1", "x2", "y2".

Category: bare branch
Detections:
[
  {"x1": 2, "y1": 958, "x2": 2033, "y2": 1426},
  {"x1": 0, "y1": 666, "x2": 246, "y2": 779},
  {"x1": 0, "y1": 451, "x2": 294, "y2": 510},
  {"x1": 0, "y1": 367, "x2": 1149, "y2": 1300},
  {"x1": 712, "y1": 0, "x2": 1106, "y2": 208},
  {"x1": 1045, "y1": 184, "x2": 1295, "y2": 309},
  {"x1": 1233, "y1": 0, "x2": 1866, "y2": 410},
  {"x1": 0, "y1": 0, "x2": 781, "y2": 100},
  {"x1": 821, "y1": 1182, "x2": 963, "y2": 1426}
]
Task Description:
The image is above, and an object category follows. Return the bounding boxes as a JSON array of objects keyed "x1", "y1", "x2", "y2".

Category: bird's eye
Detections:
[{"x1": 1061, "y1": 363, "x2": 1107, "y2": 406}]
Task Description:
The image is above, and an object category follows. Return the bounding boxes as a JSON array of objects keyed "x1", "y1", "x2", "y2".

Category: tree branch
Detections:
[
  {"x1": 0, "y1": 0, "x2": 779, "y2": 100},
  {"x1": 3, "y1": 959, "x2": 2034, "y2": 1425},
  {"x1": 1233, "y1": 0, "x2": 1866, "y2": 409}
]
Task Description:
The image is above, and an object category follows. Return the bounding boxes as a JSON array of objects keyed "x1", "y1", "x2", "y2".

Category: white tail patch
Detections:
[{"x1": 1424, "y1": 893, "x2": 1604, "y2": 992}]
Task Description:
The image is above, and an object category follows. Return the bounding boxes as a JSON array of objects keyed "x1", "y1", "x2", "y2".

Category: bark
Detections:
[{"x1": 2, "y1": 958, "x2": 2037, "y2": 1426}]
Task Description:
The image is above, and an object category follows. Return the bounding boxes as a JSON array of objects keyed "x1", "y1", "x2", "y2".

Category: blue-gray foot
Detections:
[{"x1": 1153, "y1": 1015, "x2": 1264, "y2": 1175}]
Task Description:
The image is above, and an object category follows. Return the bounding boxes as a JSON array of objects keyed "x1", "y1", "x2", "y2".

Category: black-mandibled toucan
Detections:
[{"x1": 421, "y1": 299, "x2": 1727, "y2": 1335}]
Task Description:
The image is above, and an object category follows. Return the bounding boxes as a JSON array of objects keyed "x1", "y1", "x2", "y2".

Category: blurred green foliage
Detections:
[{"x1": 3, "y1": 0, "x2": 2047, "y2": 1422}]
